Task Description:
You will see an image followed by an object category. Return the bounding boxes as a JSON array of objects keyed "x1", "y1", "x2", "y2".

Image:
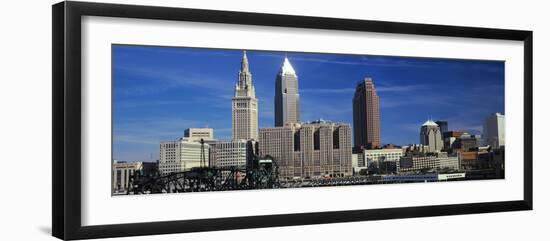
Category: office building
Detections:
[
  {"x1": 439, "y1": 156, "x2": 460, "y2": 170},
  {"x1": 232, "y1": 50, "x2": 259, "y2": 140},
  {"x1": 458, "y1": 151, "x2": 477, "y2": 169},
  {"x1": 159, "y1": 138, "x2": 209, "y2": 174},
  {"x1": 274, "y1": 57, "x2": 300, "y2": 126},
  {"x1": 352, "y1": 77, "x2": 381, "y2": 149},
  {"x1": 459, "y1": 145, "x2": 505, "y2": 171},
  {"x1": 184, "y1": 128, "x2": 214, "y2": 140},
  {"x1": 420, "y1": 120, "x2": 444, "y2": 152},
  {"x1": 458, "y1": 133, "x2": 478, "y2": 151},
  {"x1": 399, "y1": 155, "x2": 459, "y2": 172},
  {"x1": 112, "y1": 161, "x2": 157, "y2": 194},
  {"x1": 259, "y1": 120, "x2": 352, "y2": 179},
  {"x1": 209, "y1": 140, "x2": 255, "y2": 169},
  {"x1": 363, "y1": 148, "x2": 404, "y2": 167},
  {"x1": 443, "y1": 131, "x2": 465, "y2": 139},
  {"x1": 403, "y1": 144, "x2": 430, "y2": 155},
  {"x1": 435, "y1": 120, "x2": 448, "y2": 133},
  {"x1": 483, "y1": 112, "x2": 505, "y2": 148}
]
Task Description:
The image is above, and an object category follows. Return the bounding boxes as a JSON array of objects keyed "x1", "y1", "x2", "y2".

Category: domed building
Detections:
[{"x1": 420, "y1": 120, "x2": 443, "y2": 152}]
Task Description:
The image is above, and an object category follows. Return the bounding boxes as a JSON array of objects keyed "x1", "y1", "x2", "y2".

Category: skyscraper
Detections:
[
  {"x1": 352, "y1": 77, "x2": 381, "y2": 149},
  {"x1": 232, "y1": 50, "x2": 258, "y2": 140},
  {"x1": 275, "y1": 57, "x2": 300, "y2": 127},
  {"x1": 420, "y1": 120, "x2": 444, "y2": 152},
  {"x1": 483, "y1": 112, "x2": 505, "y2": 148},
  {"x1": 435, "y1": 120, "x2": 448, "y2": 133}
]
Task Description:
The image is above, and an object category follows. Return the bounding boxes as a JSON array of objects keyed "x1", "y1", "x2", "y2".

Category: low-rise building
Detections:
[
  {"x1": 209, "y1": 140, "x2": 255, "y2": 169},
  {"x1": 458, "y1": 133, "x2": 478, "y2": 151},
  {"x1": 399, "y1": 155, "x2": 459, "y2": 172},
  {"x1": 439, "y1": 156, "x2": 460, "y2": 170},
  {"x1": 184, "y1": 128, "x2": 214, "y2": 140},
  {"x1": 459, "y1": 146, "x2": 505, "y2": 171},
  {"x1": 364, "y1": 148, "x2": 403, "y2": 166},
  {"x1": 159, "y1": 138, "x2": 209, "y2": 174},
  {"x1": 112, "y1": 161, "x2": 157, "y2": 194},
  {"x1": 458, "y1": 151, "x2": 478, "y2": 169},
  {"x1": 403, "y1": 144, "x2": 430, "y2": 155},
  {"x1": 351, "y1": 153, "x2": 369, "y2": 175}
]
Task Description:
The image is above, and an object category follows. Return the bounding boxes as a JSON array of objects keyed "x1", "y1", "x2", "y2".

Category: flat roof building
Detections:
[
  {"x1": 259, "y1": 120, "x2": 352, "y2": 179},
  {"x1": 159, "y1": 138, "x2": 209, "y2": 174},
  {"x1": 209, "y1": 140, "x2": 254, "y2": 169},
  {"x1": 184, "y1": 128, "x2": 214, "y2": 141},
  {"x1": 399, "y1": 155, "x2": 459, "y2": 172},
  {"x1": 112, "y1": 161, "x2": 157, "y2": 194},
  {"x1": 363, "y1": 148, "x2": 404, "y2": 167}
]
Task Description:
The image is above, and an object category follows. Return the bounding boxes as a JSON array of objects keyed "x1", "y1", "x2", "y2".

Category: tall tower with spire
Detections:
[
  {"x1": 232, "y1": 50, "x2": 258, "y2": 140},
  {"x1": 275, "y1": 56, "x2": 300, "y2": 127}
]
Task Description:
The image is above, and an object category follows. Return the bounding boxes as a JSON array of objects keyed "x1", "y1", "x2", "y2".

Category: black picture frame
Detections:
[{"x1": 52, "y1": 1, "x2": 533, "y2": 240}]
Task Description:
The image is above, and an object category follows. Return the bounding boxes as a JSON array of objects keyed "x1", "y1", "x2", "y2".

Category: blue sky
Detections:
[{"x1": 112, "y1": 45, "x2": 504, "y2": 162}]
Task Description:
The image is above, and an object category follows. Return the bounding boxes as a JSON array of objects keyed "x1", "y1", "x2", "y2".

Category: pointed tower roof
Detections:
[
  {"x1": 422, "y1": 119, "x2": 438, "y2": 127},
  {"x1": 240, "y1": 50, "x2": 249, "y2": 72},
  {"x1": 280, "y1": 57, "x2": 296, "y2": 75}
]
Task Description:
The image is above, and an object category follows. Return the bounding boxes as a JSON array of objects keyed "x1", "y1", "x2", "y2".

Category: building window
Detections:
[
  {"x1": 116, "y1": 170, "x2": 121, "y2": 185},
  {"x1": 314, "y1": 129, "x2": 320, "y2": 150},
  {"x1": 294, "y1": 131, "x2": 300, "y2": 151},
  {"x1": 333, "y1": 129, "x2": 340, "y2": 149}
]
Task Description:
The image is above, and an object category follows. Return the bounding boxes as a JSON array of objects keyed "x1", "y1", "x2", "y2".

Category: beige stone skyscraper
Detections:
[
  {"x1": 232, "y1": 50, "x2": 258, "y2": 140},
  {"x1": 275, "y1": 57, "x2": 300, "y2": 127},
  {"x1": 353, "y1": 77, "x2": 381, "y2": 149}
]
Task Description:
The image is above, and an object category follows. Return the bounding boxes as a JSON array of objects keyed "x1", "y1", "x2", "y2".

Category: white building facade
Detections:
[
  {"x1": 364, "y1": 148, "x2": 404, "y2": 166},
  {"x1": 399, "y1": 155, "x2": 459, "y2": 172},
  {"x1": 112, "y1": 161, "x2": 156, "y2": 194},
  {"x1": 483, "y1": 112, "x2": 505, "y2": 148},
  {"x1": 209, "y1": 140, "x2": 251, "y2": 169},
  {"x1": 159, "y1": 138, "x2": 209, "y2": 174},
  {"x1": 439, "y1": 156, "x2": 460, "y2": 170},
  {"x1": 184, "y1": 128, "x2": 214, "y2": 140}
]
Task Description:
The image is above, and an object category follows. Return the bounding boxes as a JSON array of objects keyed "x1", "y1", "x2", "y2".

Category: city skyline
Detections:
[{"x1": 113, "y1": 45, "x2": 504, "y2": 162}]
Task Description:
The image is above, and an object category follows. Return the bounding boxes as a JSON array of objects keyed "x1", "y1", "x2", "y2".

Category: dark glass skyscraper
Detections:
[
  {"x1": 352, "y1": 78, "x2": 380, "y2": 149},
  {"x1": 435, "y1": 120, "x2": 448, "y2": 133}
]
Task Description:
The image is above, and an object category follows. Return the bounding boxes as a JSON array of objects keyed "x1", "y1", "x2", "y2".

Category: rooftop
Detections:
[
  {"x1": 422, "y1": 119, "x2": 438, "y2": 127},
  {"x1": 280, "y1": 57, "x2": 296, "y2": 75}
]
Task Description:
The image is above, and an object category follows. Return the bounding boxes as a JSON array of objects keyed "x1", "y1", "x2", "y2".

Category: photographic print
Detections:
[
  {"x1": 111, "y1": 45, "x2": 505, "y2": 195},
  {"x1": 52, "y1": 3, "x2": 532, "y2": 239}
]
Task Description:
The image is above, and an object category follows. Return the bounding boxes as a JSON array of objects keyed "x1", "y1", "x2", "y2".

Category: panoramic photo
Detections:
[{"x1": 111, "y1": 45, "x2": 505, "y2": 195}]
